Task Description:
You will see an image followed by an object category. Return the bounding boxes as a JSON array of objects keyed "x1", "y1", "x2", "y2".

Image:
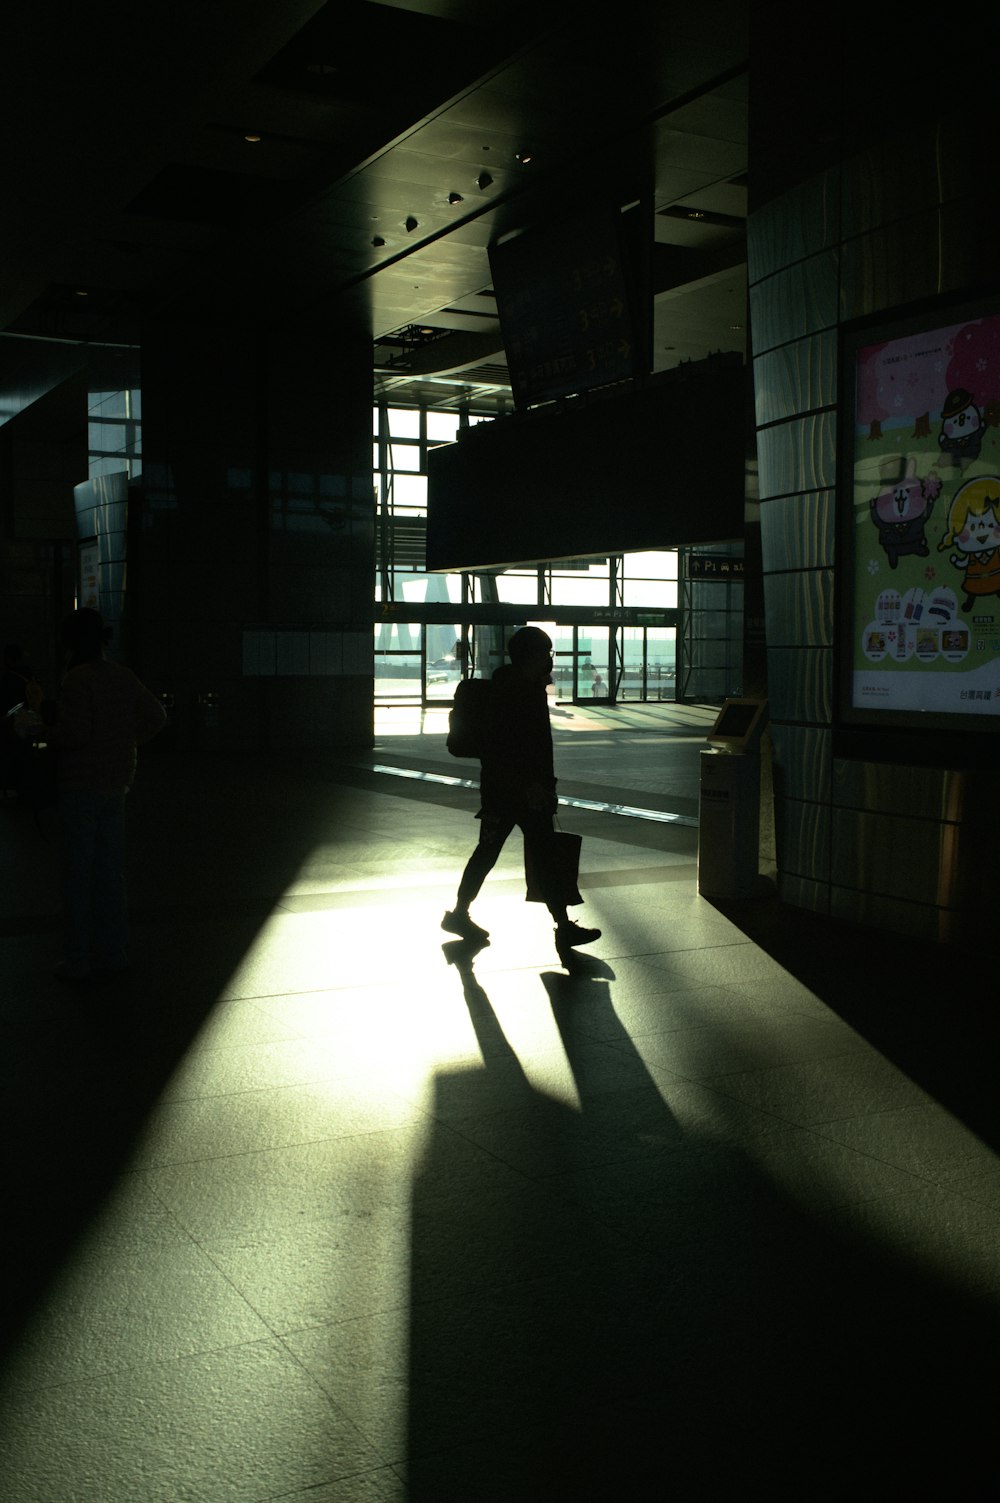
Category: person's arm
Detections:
[{"x1": 132, "y1": 678, "x2": 168, "y2": 745}]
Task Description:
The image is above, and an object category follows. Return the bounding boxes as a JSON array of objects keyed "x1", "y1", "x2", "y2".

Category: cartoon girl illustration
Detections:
[{"x1": 938, "y1": 476, "x2": 1000, "y2": 612}]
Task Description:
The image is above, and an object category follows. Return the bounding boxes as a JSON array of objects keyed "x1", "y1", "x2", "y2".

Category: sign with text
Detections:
[
  {"x1": 844, "y1": 302, "x2": 1000, "y2": 726},
  {"x1": 687, "y1": 555, "x2": 744, "y2": 582}
]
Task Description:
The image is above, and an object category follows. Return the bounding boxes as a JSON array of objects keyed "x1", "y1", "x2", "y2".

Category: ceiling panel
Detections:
[{"x1": 1, "y1": 0, "x2": 750, "y2": 415}]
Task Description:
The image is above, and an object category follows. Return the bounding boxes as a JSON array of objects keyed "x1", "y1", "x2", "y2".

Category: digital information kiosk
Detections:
[{"x1": 698, "y1": 698, "x2": 768, "y2": 898}]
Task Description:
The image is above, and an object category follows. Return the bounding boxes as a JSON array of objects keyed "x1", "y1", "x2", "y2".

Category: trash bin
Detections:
[{"x1": 697, "y1": 698, "x2": 768, "y2": 899}]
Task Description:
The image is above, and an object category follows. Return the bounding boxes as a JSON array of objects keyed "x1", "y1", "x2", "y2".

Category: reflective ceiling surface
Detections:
[{"x1": 3, "y1": 0, "x2": 748, "y2": 413}]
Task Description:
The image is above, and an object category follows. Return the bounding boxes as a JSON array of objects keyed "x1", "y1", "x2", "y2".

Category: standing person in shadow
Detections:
[
  {"x1": 36, "y1": 608, "x2": 167, "y2": 982},
  {"x1": 1, "y1": 643, "x2": 43, "y2": 795},
  {"x1": 442, "y1": 625, "x2": 601, "y2": 955}
]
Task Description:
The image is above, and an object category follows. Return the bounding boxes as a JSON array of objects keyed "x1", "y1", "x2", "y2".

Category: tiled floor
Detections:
[{"x1": 1, "y1": 713, "x2": 999, "y2": 1501}]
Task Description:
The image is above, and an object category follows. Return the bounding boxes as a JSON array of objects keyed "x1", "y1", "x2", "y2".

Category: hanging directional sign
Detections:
[
  {"x1": 489, "y1": 207, "x2": 638, "y2": 408},
  {"x1": 687, "y1": 555, "x2": 745, "y2": 581}
]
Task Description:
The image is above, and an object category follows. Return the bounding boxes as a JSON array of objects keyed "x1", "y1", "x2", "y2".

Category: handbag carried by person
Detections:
[{"x1": 524, "y1": 828, "x2": 583, "y2": 906}]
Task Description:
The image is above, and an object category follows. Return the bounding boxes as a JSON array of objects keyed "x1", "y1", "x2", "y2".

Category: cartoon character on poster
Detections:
[
  {"x1": 938, "y1": 388, "x2": 985, "y2": 465},
  {"x1": 937, "y1": 475, "x2": 1000, "y2": 612},
  {"x1": 868, "y1": 460, "x2": 942, "y2": 569}
]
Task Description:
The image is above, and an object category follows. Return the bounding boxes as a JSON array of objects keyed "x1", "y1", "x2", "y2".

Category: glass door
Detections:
[
  {"x1": 575, "y1": 625, "x2": 610, "y2": 701},
  {"x1": 646, "y1": 626, "x2": 677, "y2": 700},
  {"x1": 618, "y1": 626, "x2": 645, "y2": 701},
  {"x1": 547, "y1": 624, "x2": 611, "y2": 702},
  {"x1": 374, "y1": 621, "x2": 422, "y2": 702},
  {"x1": 614, "y1": 626, "x2": 677, "y2": 701}
]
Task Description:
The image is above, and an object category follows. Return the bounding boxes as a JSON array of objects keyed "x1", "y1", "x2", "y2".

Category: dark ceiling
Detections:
[{"x1": 2, "y1": 0, "x2": 748, "y2": 415}]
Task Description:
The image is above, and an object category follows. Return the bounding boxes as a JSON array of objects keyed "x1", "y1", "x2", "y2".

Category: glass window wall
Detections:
[{"x1": 371, "y1": 402, "x2": 685, "y2": 705}]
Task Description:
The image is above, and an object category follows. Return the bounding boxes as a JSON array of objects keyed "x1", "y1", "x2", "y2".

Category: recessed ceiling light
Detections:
[
  {"x1": 514, "y1": 150, "x2": 533, "y2": 165},
  {"x1": 448, "y1": 192, "x2": 464, "y2": 205},
  {"x1": 477, "y1": 171, "x2": 493, "y2": 190},
  {"x1": 244, "y1": 134, "x2": 262, "y2": 143},
  {"x1": 405, "y1": 216, "x2": 419, "y2": 233}
]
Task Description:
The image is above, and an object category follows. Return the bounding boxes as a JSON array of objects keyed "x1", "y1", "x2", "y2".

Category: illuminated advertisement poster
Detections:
[{"x1": 848, "y1": 306, "x2": 1000, "y2": 722}]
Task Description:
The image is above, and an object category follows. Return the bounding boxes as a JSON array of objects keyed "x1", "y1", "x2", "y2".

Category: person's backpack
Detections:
[{"x1": 446, "y1": 676, "x2": 492, "y2": 758}]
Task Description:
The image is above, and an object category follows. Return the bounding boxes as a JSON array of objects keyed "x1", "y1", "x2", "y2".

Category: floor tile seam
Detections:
[
  {"x1": 594, "y1": 943, "x2": 765, "y2": 966},
  {"x1": 193, "y1": 1243, "x2": 358, "y2": 1359},
  {"x1": 943, "y1": 1180, "x2": 1000, "y2": 1215},
  {"x1": 119, "y1": 1170, "x2": 227, "y2": 1260},
  {"x1": 745, "y1": 1115, "x2": 982, "y2": 1197},
  {"x1": 262, "y1": 1465, "x2": 408, "y2": 1503},
  {"x1": 445, "y1": 957, "x2": 593, "y2": 983},
  {"x1": 258, "y1": 1469, "x2": 403, "y2": 1503},
  {"x1": 621, "y1": 1038, "x2": 879, "y2": 1078},
  {"x1": 604, "y1": 1012, "x2": 869, "y2": 1049},
  {"x1": 167, "y1": 1025, "x2": 424, "y2": 1070},
  {"x1": 222, "y1": 979, "x2": 420, "y2": 1005},
  {"x1": 275, "y1": 1261, "x2": 634, "y2": 1344},
  {"x1": 800, "y1": 1096, "x2": 993, "y2": 1137},
  {"x1": 0, "y1": 1330, "x2": 304, "y2": 1409},
  {"x1": 266, "y1": 1257, "x2": 610, "y2": 1345},
  {"x1": 600, "y1": 1035, "x2": 874, "y2": 1082},
  {"x1": 150, "y1": 1072, "x2": 426, "y2": 1114},
  {"x1": 525, "y1": 1126, "x2": 949, "y2": 1221},
  {"x1": 414, "y1": 1115, "x2": 563, "y2": 1190},
  {"x1": 131, "y1": 1114, "x2": 439, "y2": 1172},
  {"x1": 258, "y1": 1330, "x2": 397, "y2": 1468},
  {"x1": 637, "y1": 1059, "x2": 905, "y2": 1136},
  {"x1": 804, "y1": 1116, "x2": 1000, "y2": 1182},
  {"x1": 266, "y1": 1333, "x2": 399, "y2": 1468},
  {"x1": 130, "y1": 1123, "x2": 425, "y2": 1173},
  {"x1": 153, "y1": 1069, "x2": 378, "y2": 1107},
  {"x1": 592, "y1": 1003, "x2": 840, "y2": 1041}
]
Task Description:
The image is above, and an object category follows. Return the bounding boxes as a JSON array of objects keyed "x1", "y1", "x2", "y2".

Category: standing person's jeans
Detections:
[{"x1": 59, "y1": 787, "x2": 128, "y2": 972}]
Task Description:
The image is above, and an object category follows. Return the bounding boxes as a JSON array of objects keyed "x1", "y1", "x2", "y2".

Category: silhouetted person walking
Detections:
[
  {"x1": 39, "y1": 609, "x2": 167, "y2": 981},
  {"x1": 443, "y1": 626, "x2": 601, "y2": 954}
]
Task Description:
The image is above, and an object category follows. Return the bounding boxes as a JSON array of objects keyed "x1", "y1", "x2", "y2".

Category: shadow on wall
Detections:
[{"x1": 403, "y1": 942, "x2": 1000, "y2": 1501}]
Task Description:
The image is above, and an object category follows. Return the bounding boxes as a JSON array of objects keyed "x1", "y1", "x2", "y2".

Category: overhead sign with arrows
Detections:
[{"x1": 489, "y1": 207, "x2": 640, "y2": 409}]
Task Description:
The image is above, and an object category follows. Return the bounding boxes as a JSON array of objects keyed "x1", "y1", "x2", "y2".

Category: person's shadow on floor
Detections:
[{"x1": 399, "y1": 942, "x2": 1000, "y2": 1502}]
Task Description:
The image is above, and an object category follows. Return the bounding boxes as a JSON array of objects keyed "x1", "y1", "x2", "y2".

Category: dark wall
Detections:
[
  {"x1": 749, "y1": 5, "x2": 1000, "y2": 938},
  {"x1": 426, "y1": 356, "x2": 745, "y2": 570},
  {"x1": 137, "y1": 320, "x2": 374, "y2": 751},
  {"x1": 0, "y1": 370, "x2": 87, "y2": 675}
]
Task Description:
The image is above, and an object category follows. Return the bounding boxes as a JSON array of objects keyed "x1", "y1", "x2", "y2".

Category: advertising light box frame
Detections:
[{"x1": 836, "y1": 290, "x2": 1000, "y2": 757}]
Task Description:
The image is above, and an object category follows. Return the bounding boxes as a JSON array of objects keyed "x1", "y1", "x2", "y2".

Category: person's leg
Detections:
[
  {"x1": 58, "y1": 788, "x2": 99, "y2": 976},
  {"x1": 92, "y1": 790, "x2": 128, "y2": 970},
  {"x1": 520, "y1": 812, "x2": 601, "y2": 951},
  {"x1": 443, "y1": 812, "x2": 512, "y2": 939}
]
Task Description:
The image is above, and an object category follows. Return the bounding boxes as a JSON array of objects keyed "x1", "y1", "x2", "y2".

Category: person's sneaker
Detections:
[
  {"x1": 555, "y1": 921, "x2": 601, "y2": 949},
  {"x1": 441, "y1": 910, "x2": 490, "y2": 942}
]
